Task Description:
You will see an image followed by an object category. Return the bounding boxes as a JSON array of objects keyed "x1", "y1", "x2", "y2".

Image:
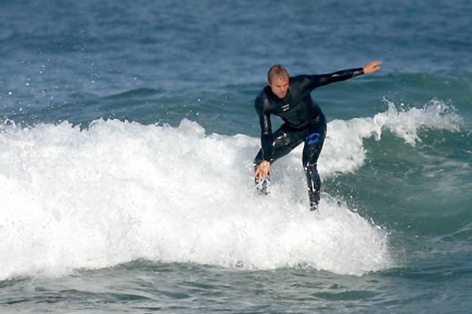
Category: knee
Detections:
[{"x1": 303, "y1": 159, "x2": 318, "y2": 171}]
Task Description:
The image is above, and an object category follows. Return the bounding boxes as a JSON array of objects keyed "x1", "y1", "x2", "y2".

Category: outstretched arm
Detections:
[{"x1": 301, "y1": 60, "x2": 382, "y2": 90}]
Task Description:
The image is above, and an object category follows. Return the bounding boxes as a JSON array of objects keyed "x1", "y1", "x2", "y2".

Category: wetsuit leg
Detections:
[
  {"x1": 302, "y1": 125, "x2": 326, "y2": 211},
  {"x1": 254, "y1": 126, "x2": 304, "y2": 194}
]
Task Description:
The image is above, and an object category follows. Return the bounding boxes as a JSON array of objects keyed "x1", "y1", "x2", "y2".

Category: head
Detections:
[{"x1": 268, "y1": 64, "x2": 289, "y2": 99}]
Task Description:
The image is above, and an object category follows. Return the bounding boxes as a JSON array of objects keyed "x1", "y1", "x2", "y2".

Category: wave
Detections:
[
  {"x1": 0, "y1": 101, "x2": 464, "y2": 280},
  {"x1": 318, "y1": 99, "x2": 464, "y2": 177}
]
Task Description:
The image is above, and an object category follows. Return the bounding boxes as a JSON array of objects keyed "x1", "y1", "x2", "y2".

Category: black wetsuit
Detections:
[{"x1": 254, "y1": 67, "x2": 364, "y2": 210}]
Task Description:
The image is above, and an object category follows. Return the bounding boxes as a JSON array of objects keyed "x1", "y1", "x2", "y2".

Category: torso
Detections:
[{"x1": 259, "y1": 76, "x2": 324, "y2": 130}]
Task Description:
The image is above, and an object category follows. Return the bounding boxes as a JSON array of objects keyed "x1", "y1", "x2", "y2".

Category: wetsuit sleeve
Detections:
[
  {"x1": 255, "y1": 94, "x2": 274, "y2": 162},
  {"x1": 302, "y1": 67, "x2": 364, "y2": 90}
]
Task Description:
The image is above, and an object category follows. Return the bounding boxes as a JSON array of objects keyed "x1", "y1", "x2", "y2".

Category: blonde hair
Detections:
[{"x1": 267, "y1": 64, "x2": 289, "y2": 83}]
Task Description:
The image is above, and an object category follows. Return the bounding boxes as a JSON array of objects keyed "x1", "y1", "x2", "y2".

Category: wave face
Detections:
[{"x1": 1, "y1": 100, "x2": 465, "y2": 280}]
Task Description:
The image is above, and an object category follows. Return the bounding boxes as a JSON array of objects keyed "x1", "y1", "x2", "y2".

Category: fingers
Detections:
[
  {"x1": 372, "y1": 60, "x2": 382, "y2": 69},
  {"x1": 254, "y1": 162, "x2": 270, "y2": 179},
  {"x1": 254, "y1": 168, "x2": 267, "y2": 179},
  {"x1": 254, "y1": 168, "x2": 262, "y2": 178},
  {"x1": 364, "y1": 60, "x2": 382, "y2": 74}
]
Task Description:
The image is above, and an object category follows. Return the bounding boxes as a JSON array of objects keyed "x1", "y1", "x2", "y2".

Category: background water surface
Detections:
[{"x1": 1, "y1": 0, "x2": 472, "y2": 313}]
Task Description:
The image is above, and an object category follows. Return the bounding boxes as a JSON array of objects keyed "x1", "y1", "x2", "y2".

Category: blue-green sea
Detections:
[{"x1": 1, "y1": 1, "x2": 472, "y2": 313}]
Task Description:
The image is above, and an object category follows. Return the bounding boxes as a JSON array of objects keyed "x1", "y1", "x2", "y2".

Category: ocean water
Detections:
[{"x1": 1, "y1": 0, "x2": 472, "y2": 313}]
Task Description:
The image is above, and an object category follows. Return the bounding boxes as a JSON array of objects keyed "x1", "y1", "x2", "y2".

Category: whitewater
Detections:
[{"x1": 0, "y1": 100, "x2": 462, "y2": 281}]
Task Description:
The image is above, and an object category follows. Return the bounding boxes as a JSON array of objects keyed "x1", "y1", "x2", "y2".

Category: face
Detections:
[{"x1": 269, "y1": 76, "x2": 289, "y2": 99}]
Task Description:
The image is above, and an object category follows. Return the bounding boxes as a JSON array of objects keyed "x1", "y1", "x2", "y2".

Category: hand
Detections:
[
  {"x1": 255, "y1": 161, "x2": 271, "y2": 179},
  {"x1": 363, "y1": 60, "x2": 382, "y2": 74}
]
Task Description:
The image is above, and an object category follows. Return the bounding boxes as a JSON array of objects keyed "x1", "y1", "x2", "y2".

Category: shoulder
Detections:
[
  {"x1": 256, "y1": 86, "x2": 270, "y2": 98},
  {"x1": 290, "y1": 75, "x2": 306, "y2": 82},
  {"x1": 289, "y1": 74, "x2": 319, "y2": 92},
  {"x1": 255, "y1": 86, "x2": 270, "y2": 106},
  {"x1": 290, "y1": 74, "x2": 316, "y2": 85}
]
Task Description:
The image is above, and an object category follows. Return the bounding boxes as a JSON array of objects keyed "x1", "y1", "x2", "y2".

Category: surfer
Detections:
[{"x1": 254, "y1": 60, "x2": 381, "y2": 211}]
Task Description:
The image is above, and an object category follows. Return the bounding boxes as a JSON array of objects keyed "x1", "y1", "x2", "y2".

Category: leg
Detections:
[{"x1": 302, "y1": 128, "x2": 326, "y2": 211}]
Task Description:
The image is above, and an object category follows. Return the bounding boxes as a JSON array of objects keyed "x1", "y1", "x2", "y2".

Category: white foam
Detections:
[
  {"x1": 317, "y1": 99, "x2": 463, "y2": 177},
  {"x1": 0, "y1": 101, "x2": 461, "y2": 279}
]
